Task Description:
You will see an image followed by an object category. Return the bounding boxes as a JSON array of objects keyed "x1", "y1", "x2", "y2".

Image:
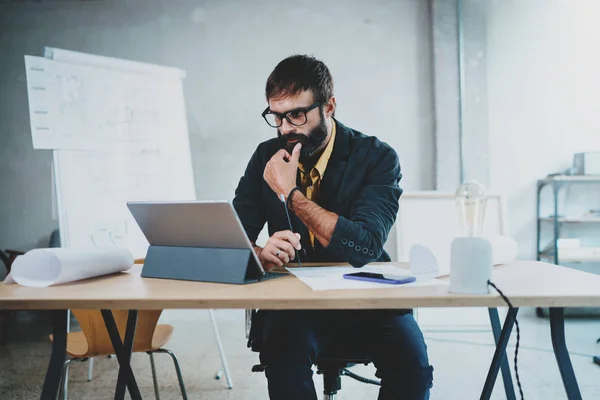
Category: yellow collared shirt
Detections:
[{"x1": 298, "y1": 121, "x2": 336, "y2": 248}]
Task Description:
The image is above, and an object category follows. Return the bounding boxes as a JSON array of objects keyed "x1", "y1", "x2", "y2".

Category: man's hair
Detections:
[{"x1": 265, "y1": 54, "x2": 334, "y2": 106}]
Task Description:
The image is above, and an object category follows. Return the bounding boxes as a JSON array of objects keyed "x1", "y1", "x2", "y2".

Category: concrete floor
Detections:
[{"x1": 1, "y1": 307, "x2": 600, "y2": 399}]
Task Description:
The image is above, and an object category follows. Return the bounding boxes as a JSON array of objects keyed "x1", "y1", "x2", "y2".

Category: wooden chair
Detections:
[{"x1": 50, "y1": 309, "x2": 187, "y2": 400}]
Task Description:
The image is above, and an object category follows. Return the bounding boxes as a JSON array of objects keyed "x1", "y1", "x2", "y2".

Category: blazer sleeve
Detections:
[
  {"x1": 232, "y1": 144, "x2": 267, "y2": 243},
  {"x1": 328, "y1": 145, "x2": 402, "y2": 267}
]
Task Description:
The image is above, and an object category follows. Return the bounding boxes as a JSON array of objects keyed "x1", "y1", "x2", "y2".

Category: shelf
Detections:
[
  {"x1": 540, "y1": 217, "x2": 600, "y2": 223},
  {"x1": 538, "y1": 175, "x2": 600, "y2": 185},
  {"x1": 539, "y1": 251, "x2": 600, "y2": 263},
  {"x1": 537, "y1": 172, "x2": 600, "y2": 271}
]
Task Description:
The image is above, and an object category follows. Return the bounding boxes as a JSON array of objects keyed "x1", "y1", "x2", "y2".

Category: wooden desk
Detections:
[
  {"x1": 3, "y1": 261, "x2": 600, "y2": 310},
  {"x1": 1, "y1": 260, "x2": 598, "y2": 400}
]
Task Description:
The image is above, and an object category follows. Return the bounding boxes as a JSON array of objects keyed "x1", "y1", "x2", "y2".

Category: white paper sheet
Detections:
[
  {"x1": 286, "y1": 265, "x2": 447, "y2": 291},
  {"x1": 3, "y1": 247, "x2": 133, "y2": 287}
]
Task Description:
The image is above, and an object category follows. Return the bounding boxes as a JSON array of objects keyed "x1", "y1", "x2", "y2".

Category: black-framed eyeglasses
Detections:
[{"x1": 261, "y1": 102, "x2": 321, "y2": 128}]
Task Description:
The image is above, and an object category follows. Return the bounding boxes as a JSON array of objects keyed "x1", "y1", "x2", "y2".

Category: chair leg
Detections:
[
  {"x1": 208, "y1": 309, "x2": 233, "y2": 389},
  {"x1": 148, "y1": 352, "x2": 160, "y2": 400},
  {"x1": 153, "y1": 349, "x2": 188, "y2": 400},
  {"x1": 59, "y1": 359, "x2": 71, "y2": 400},
  {"x1": 58, "y1": 358, "x2": 85, "y2": 400},
  {"x1": 87, "y1": 357, "x2": 94, "y2": 382},
  {"x1": 63, "y1": 310, "x2": 71, "y2": 399}
]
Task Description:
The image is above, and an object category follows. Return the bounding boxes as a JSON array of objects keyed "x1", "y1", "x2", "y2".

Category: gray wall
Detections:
[
  {"x1": 0, "y1": 0, "x2": 435, "y2": 252},
  {"x1": 483, "y1": 0, "x2": 600, "y2": 260}
]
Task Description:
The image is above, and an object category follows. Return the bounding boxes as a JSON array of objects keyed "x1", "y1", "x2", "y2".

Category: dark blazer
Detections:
[{"x1": 233, "y1": 118, "x2": 402, "y2": 268}]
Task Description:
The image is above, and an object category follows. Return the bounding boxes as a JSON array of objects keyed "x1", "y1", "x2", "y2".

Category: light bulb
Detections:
[{"x1": 455, "y1": 180, "x2": 488, "y2": 236}]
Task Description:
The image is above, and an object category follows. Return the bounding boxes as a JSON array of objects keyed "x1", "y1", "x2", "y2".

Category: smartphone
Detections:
[{"x1": 343, "y1": 272, "x2": 417, "y2": 285}]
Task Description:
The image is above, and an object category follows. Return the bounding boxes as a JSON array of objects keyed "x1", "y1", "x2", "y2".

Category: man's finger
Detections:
[
  {"x1": 267, "y1": 237, "x2": 295, "y2": 259},
  {"x1": 276, "y1": 251, "x2": 290, "y2": 264},
  {"x1": 274, "y1": 230, "x2": 301, "y2": 250},
  {"x1": 268, "y1": 238, "x2": 295, "y2": 260},
  {"x1": 266, "y1": 242, "x2": 291, "y2": 263},
  {"x1": 291, "y1": 143, "x2": 302, "y2": 163},
  {"x1": 277, "y1": 149, "x2": 291, "y2": 160},
  {"x1": 261, "y1": 251, "x2": 283, "y2": 267}
]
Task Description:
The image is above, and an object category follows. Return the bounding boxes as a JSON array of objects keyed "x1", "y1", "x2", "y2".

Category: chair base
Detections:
[{"x1": 252, "y1": 357, "x2": 380, "y2": 398}]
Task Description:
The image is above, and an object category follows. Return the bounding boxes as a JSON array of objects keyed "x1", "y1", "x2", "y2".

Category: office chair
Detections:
[
  {"x1": 49, "y1": 309, "x2": 187, "y2": 400},
  {"x1": 252, "y1": 356, "x2": 380, "y2": 400},
  {"x1": 0, "y1": 249, "x2": 24, "y2": 274},
  {"x1": 246, "y1": 310, "x2": 381, "y2": 400}
]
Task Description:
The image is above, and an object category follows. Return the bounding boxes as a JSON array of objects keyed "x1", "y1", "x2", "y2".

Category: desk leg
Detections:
[
  {"x1": 488, "y1": 308, "x2": 516, "y2": 400},
  {"x1": 480, "y1": 307, "x2": 518, "y2": 400},
  {"x1": 549, "y1": 308, "x2": 582, "y2": 400},
  {"x1": 101, "y1": 310, "x2": 142, "y2": 400},
  {"x1": 41, "y1": 310, "x2": 67, "y2": 400}
]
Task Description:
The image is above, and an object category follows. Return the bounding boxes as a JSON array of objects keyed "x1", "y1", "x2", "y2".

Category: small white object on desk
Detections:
[
  {"x1": 286, "y1": 265, "x2": 447, "y2": 291},
  {"x1": 410, "y1": 181, "x2": 519, "y2": 294},
  {"x1": 449, "y1": 236, "x2": 493, "y2": 294},
  {"x1": 448, "y1": 180, "x2": 517, "y2": 294},
  {"x1": 3, "y1": 247, "x2": 133, "y2": 287}
]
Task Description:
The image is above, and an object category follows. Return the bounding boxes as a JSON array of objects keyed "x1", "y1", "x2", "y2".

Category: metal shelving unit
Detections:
[
  {"x1": 536, "y1": 175, "x2": 600, "y2": 266},
  {"x1": 536, "y1": 175, "x2": 600, "y2": 316}
]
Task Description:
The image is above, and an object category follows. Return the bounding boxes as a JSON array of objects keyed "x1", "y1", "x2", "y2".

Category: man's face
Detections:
[{"x1": 269, "y1": 91, "x2": 329, "y2": 164}]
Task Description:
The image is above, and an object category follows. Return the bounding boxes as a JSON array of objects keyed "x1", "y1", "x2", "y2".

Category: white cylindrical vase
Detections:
[{"x1": 449, "y1": 236, "x2": 493, "y2": 294}]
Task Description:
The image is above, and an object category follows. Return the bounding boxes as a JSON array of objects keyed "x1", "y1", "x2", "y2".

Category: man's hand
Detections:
[
  {"x1": 264, "y1": 143, "x2": 302, "y2": 198},
  {"x1": 257, "y1": 230, "x2": 302, "y2": 270}
]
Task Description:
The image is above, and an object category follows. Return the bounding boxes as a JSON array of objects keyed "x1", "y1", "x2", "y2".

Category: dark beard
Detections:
[{"x1": 277, "y1": 111, "x2": 329, "y2": 164}]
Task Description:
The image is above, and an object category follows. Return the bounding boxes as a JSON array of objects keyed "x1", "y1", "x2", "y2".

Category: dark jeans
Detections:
[{"x1": 259, "y1": 310, "x2": 433, "y2": 400}]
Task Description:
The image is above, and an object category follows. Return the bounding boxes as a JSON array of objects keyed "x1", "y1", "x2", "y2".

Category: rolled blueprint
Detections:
[{"x1": 4, "y1": 247, "x2": 133, "y2": 287}]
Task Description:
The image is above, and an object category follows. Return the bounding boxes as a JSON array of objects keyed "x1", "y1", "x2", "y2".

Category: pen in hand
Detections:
[{"x1": 280, "y1": 193, "x2": 302, "y2": 267}]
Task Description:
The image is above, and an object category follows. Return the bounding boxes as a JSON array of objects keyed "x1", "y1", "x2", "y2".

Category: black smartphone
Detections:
[{"x1": 343, "y1": 272, "x2": 417, "y2": 285}]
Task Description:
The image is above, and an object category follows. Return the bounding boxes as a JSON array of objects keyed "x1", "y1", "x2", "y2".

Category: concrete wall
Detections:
[
  {"x1": 0, "y1": 0, "x2": 435, "y2": 253},
  {"x1": 483, "y1": 0, "x2": 600, "y2": 260},
  {"x1": 432, "y1": 0, "x2": 489, "y2": 190}
]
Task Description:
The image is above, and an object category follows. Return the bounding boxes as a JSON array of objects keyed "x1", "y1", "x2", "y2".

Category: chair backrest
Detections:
[
  {"x1": 71, "y1": 309, "x2": 163, "y2": 357},
  {"x1": 0, "y1": 249, "x2": 24, "y2": 273}
]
